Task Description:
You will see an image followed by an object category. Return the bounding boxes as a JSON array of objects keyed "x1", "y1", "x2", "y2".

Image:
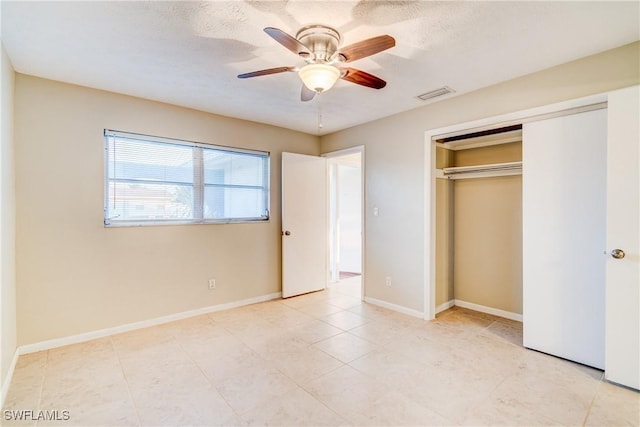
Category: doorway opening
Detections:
[{"x1": 324, "y1": 146, "x2": 364, "y2": 300}]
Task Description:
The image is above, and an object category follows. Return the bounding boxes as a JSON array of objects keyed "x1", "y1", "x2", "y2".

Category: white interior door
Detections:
[
  {"x1": 282, "y1": 152, "x2": 328, "y2": 298},
  {"x1": 605, "y1": 86, "x2": 639, "y2": 390},
  {"x1": 523, "y1": 108, "x2": 607, "y2": 369}
]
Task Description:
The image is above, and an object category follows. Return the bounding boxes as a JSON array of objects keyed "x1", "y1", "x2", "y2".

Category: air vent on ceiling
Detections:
[{"x1": 416, "y1": 86, "x2": 455, "y2": 101}]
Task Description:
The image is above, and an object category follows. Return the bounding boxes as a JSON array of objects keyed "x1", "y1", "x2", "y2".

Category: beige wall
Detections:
[
  {"x1": 1, "y1": 43, "x2": 17, "y2": 391},
  {"x1": 14, "y1": 75, "x2": 319, "y2": 346},
  {"x1": 453, "y1": 175, "x2": 523, "y2": 314},
  {"x1": 435, "y1": 178, "x2": 454, "y2": 307},
  {"x1": 438, "y1": 142, "x2": 523, "y2": 314},
  {"x1": 454, "y1": 142, "x2": 521, "y2": 167},
  {"x1": 320, "y1": 41, "x2": 639, "y2": 313}
]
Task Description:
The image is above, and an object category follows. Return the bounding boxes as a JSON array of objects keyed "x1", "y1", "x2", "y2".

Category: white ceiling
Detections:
[{"x1": 1, "y1": 1, "x2": 638, "y2": 135}]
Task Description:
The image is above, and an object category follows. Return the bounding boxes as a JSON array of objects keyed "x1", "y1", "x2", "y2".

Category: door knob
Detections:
[
  {"x1": 282, "y1": 230, "x2": 291, "y2": 236},
  {"x1": 610, "y1": 249, "x2": 625, "y2": 259}
]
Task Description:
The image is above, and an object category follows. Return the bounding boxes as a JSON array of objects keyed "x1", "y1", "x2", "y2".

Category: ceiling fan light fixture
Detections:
[{"x1": 299, "y1": 63, "x2": 341, "y2": 93}]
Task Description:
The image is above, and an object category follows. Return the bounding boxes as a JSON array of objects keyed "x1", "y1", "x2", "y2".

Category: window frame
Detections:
[{"x1": 103, "y1": 129, "x2": 270, "y2": 227}]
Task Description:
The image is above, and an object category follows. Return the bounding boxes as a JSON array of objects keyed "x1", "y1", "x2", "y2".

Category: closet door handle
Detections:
[{"x1": 610, "y1": 249, "x2": 625, "y2": 259}]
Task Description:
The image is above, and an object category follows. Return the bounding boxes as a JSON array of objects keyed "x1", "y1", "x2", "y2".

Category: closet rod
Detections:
[{"x1": 439, "y1": 161, "x2": 522, "y2": 180}]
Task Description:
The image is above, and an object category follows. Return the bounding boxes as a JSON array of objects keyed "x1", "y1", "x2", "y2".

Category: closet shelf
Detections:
[{"x1": 438, "y1": 161, "x2": 522, "y2": 180}]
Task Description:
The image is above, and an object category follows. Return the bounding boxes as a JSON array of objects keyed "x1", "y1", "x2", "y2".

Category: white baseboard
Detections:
[
  {"x1": 364, "y1": 297, "x2": 424, "y2": 319},
  {"x1": 18, "y1": 292, "x2": 282, "y2": 356},
  {"x1": 454, "y1": 299, "x2": 523, "y2": 322},
  {"x1": 1, "y1": 349, "x2": 19, "y2": 409},
  {"x1": 436, "y1": 300, "x2": 455, "y2": 314}
]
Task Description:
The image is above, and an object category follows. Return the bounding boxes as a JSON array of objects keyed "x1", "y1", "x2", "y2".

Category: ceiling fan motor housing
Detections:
[{"x1": 296, "y1": 25, "x2": 341, "y2": 63}]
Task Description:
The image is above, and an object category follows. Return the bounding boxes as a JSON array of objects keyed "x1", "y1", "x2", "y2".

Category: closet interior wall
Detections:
[{"x1": 435, "y1": 136, "x2": 523, "y2": 317}]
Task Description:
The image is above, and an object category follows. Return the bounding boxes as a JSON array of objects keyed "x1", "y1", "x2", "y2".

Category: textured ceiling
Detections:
[{"x1": 1, "y1": 1, "x2": 638, "y2": 135}]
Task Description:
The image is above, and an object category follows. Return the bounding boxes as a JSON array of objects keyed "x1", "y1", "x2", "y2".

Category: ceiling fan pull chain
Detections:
[{"x1": 317, "y1": 96, "x2": 324, "y2": 130}]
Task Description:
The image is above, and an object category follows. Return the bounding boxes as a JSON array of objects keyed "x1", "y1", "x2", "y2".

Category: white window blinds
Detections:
[{"x1": 104, "y1": 130, "x2": 270, "y2": 226}]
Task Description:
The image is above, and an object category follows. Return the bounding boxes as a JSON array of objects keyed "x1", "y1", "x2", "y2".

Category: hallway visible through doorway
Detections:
[{"x1": 326, "y1": 148, "x2": 363, "y2": 297}]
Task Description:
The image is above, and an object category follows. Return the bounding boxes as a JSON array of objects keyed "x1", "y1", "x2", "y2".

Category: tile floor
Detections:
[{"x1": 3, "y1": 277, "x2": 639, "y2": 426}]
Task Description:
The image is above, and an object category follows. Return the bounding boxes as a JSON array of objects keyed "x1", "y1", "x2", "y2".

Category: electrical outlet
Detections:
[
  {"x1": 385, "y1": 276, "x2": 392, "y2": 287},
  {"x1": 208, "y1": 279, "x2": 216, "y2": 290}
]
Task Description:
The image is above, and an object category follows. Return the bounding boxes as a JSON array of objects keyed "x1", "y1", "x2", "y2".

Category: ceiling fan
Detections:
[{"x1": 237, "y1": 25, "x2": 395, "y2": 101}]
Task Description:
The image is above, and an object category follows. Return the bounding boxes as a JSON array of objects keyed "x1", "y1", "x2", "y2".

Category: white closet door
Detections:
[
  {"x1": 523, "y1": 108, "x2": 607, "y2": 369},
  {"x1": 605, "y1": 86, "x2": 639, "y2": 389}
]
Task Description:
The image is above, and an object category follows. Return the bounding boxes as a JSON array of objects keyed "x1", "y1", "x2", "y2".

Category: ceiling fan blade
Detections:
[
  {"x1": 264, "y1": 27, "x2": 311, "y2": 58},
  {"x1": 301, "y1": 85, "x2": 315, "y2": 102},
  {"x1": 340, "y1": 67, "x2": 387, "y2": 89},
  {"x1": 237, "y1": 66, "x2": 295, "y2": 79},
  {"x1": 336, "y1": 35, "x2": 395, "y2": 63}
]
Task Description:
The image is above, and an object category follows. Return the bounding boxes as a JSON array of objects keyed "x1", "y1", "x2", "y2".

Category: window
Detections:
[{"x1": 104, "y1": 130, "x2": 270, "y2": 226}]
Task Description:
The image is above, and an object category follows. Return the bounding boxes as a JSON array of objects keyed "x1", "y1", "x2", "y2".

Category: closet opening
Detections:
[
  {"x1": 434, "y1": 126, "x2": 523, "y2": 323},
  {"x1": 426, "y1": 98, "x2": 614, "y2": 371}
]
